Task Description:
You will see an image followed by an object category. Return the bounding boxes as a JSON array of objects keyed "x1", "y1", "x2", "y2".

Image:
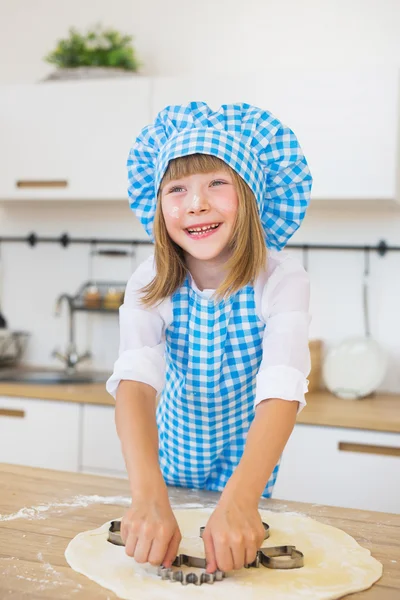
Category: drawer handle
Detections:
[
  {"x1": 16, "y1": 180, "x2": 68, "y2": 189},
  {"x1": 0, "y1": 408, "x2": 25, "y2": 418},
  {"x1": 338, "y1": 442, "x2": 400, "y2": 457}
]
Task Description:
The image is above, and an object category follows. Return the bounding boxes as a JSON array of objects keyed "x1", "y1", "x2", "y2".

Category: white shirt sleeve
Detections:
[
  {"x1": 255, "y1": 253, "x2": 311, "y2": 412},
  {"x1": 106, "y1": 255, "x2": 167, "y2": 399}
]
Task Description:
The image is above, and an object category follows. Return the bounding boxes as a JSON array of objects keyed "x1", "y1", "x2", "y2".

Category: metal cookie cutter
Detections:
[
  {"x1": 107, "y1": 520, "x2": 225, "y2": 585},
  {"x1": 157, "y1": 556, "x2": 225, "y2": 586},
  {"x1": 108, "y1": 520, "x2": 125, "y2": 546},
  {"x1": 107, "y1": 520, "x2": 303, "y2": 585},
  {"x1": 157, "y1": 521, "x2": 270, "y2": 586},
  {"x1": 245, "y1": 545, "x2": 304, "y2": 570}
]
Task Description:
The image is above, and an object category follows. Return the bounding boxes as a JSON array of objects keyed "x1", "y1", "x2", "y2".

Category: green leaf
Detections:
[{"x1": 43, "y1": 23, "x2": 140, "y2": 71}]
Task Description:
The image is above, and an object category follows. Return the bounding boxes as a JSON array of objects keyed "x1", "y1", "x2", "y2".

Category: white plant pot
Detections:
[{"x1": 42, "y1": 67, "x2": 137, "y2": 82}]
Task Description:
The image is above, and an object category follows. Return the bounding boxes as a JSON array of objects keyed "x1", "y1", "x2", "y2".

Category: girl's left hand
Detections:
[{"x1": 202, "y1": 495, "x2": 266, "y2": 573}]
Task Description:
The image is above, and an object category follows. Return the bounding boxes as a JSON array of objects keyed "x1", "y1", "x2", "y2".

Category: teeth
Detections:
[{"x1": 187, "y1": 224, "x2": 219, "y2": 233}]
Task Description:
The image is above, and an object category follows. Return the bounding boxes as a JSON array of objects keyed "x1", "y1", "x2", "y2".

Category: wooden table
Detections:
[{"x1": 0, "y1": 464, "x2": 399, "y2": 599}]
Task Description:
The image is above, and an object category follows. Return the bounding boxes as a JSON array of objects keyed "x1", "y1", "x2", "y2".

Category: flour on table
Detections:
[
  {"x1": 65, "y1": 508, "x2": 382, "y2": 600},
  {"x1": 0, "y1": 495, "x2": 213, "y2": 522},
  {"x1": 0, "y1": 495, "x2": 131, "y2": 522}
]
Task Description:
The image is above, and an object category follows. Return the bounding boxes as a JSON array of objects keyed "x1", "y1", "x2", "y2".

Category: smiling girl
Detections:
[{"x1": 106, "y1": 102, "x2": 312, "y2": 575}]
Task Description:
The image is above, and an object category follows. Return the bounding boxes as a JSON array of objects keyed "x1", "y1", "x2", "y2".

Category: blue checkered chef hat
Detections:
[{"x1": 127, "y1": 102, "x2": 312, "y2": 250}]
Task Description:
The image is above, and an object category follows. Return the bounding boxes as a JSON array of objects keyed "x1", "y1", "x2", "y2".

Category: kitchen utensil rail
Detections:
[{"x1": 0, "y1": 234, "x2": 398, "y2": 256}]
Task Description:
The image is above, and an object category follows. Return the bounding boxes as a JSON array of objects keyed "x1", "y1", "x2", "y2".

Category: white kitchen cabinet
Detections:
[
  {"x1": 151, "y1": 69, "x2": 400, "y2": 205},
  {"x1": 0, "y1": 395, "x2": 80, "y2": 471},
  {"x1": 0, "y1": 77, "x2": 151, "y2": 201},
  {"x1": 1, "y1": 70, "x2": 398, "y2": 204},
  {"x1": 273, "y1": 424, "x2": 400, "y2": 513},
  {"x1": 81, "y1": 404, "x2": 127, "y2": 477}
]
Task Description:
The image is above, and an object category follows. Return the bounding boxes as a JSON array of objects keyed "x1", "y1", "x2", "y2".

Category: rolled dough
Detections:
[{"x1": 65, "y1": 508, "x2": 382, "y2": 600}]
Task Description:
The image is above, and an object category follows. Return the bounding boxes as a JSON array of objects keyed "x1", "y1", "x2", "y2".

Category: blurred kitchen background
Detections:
[{"x1": 0, "y1": 0, "x2": 399, "y2": 514}]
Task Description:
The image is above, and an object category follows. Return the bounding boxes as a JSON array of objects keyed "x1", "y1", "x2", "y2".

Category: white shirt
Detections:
[{"x1": 106, "y1": 249, "x2": 311, "y2": 411}]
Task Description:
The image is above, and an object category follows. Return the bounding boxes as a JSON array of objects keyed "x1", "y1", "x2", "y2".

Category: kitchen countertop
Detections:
[
  {"x1": 0, "y1": 463, "x2": 399, "y2": 599},
  {"x1": 0, "y1": 378, "x2": 399, "y2": 433}
]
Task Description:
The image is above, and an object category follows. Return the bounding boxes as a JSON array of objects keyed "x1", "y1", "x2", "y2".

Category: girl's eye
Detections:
[
  {"x1": 210, "y1": 180, "x2": 226, "y2": 187},
  {"x1": 168, "y1": 185, "x2": 185, "y2": 193}
]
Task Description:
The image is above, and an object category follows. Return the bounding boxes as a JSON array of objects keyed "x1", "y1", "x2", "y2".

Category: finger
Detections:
[
  {"x1": 124, "y1": 531, "x2": 138, "y2": 558},
  {"x1": 134, "y1": 535, "x2": 153, "y2": 564},
  {"x1": 244, "y1": 529, "x2": 260, "y2": 565},
  {"x1": 257, "y1": 522, "x2": 267, "y2": 546},
  {"x1": 162, "y1": 529, "x2": 182, "y2": 568},
  {"x1": 120, "y1": 518, "x2": 131, "y2": 545},
  {"x1": 229, "y1": 531, "x2": 246, "y2": 569},
  {"x1": 231, "y1": 542, "x2": 246, "y2": 570},
  {"x1": 214, "y1": 535, "x2": 233, "y2": 572},
  {"x1": 147, "y1": 535, "x2": 170, "y2": 567},
  {"x1": 244, "y1": 543, "x2": 258, "y2": 566},
  {"x1": 202, "y1": 530, "x2": 218, "y2": 574}
]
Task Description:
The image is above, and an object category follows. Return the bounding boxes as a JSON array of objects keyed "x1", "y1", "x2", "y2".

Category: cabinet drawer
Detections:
[
  {"x1": 0, "y1": 79, "x2": 151, "y2": 201},
  {"x1": 0, "y1": 396, "x2": 79, "y2": 471},
  {"x1": 81, "y1": 404, "x2": 126, "y2": 475},
  {"x1": 273, "y1": 424, "x2": 400, "y2": 513}
]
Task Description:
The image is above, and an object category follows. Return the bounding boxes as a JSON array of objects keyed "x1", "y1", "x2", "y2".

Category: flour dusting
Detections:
[
  {"x1": 16, "y1": 575, "x2": 54, "y2": 585},
  {"x1": 37, "y1": 552, "x2": 62, "y2": 579},
  {"x1": 0, "y1": 495, "x2": 131, "y2": 522},
  {"x1": 0, "y1": 492, "x2": 220, "y2": 522},
  {"x1": 1, "y1": 554, "x2": 84, "y2": 594}
]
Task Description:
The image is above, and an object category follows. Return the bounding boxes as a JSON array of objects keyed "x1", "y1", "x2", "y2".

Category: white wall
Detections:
[
  {"x1": 1, "y1": 1, "x2": 400, "y2": 392},
  {"x1": 1, "y1": 0, "x2": 400, "y2": 82},
  {"x1": 0, "y1": 203, "x2": 153, "y2": 373}
]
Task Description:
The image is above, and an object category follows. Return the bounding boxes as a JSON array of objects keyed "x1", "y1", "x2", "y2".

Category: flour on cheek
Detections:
[
  {"x1": 167, "y1": 205, "x2": 180, "y2": 219},
  {"x1": 190, "y1": 194, "x2": 200, "y2": 210}
]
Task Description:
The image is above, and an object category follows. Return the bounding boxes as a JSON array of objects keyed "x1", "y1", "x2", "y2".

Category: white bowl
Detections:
[{"x1": 322, "y1": 336, "x2": 388, "y2": 399}]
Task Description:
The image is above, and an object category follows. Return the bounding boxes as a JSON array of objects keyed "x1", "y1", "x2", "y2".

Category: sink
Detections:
[{"x1": 0, "y1": 369, "x2": 110, "y2": 384}]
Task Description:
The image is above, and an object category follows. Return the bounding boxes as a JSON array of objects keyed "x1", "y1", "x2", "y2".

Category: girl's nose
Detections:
[{"x1": 187, "y1": 193, "x2": 209, "y2": 214}]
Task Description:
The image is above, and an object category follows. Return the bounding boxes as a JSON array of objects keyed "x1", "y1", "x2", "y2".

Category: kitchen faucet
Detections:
[{"x1": 52, "y1": 293, "x2": 91, "y2": 372}]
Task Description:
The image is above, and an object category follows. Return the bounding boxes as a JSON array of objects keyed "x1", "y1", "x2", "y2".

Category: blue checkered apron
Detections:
[{"x1": 156, "y1": 275, "x2": 280, "y2": 498}]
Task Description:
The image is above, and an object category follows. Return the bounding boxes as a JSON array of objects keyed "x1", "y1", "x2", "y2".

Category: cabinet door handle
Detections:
[
  {"x1": 16, "y1": 180, "x2": 68, "y2": 189},
  {"x1": 338, "y1": 441, "x2": 400, "y2": 457},
  {"x1": 0, "y1": 408, "x2": 25, "y2": 418}
]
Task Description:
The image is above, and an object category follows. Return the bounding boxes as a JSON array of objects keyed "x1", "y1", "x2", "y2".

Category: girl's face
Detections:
[{"x1": 160, "y1": 170, "x2": 238, "y2": 263}]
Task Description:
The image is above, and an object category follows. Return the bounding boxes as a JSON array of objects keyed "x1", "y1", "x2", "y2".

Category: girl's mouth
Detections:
[{"x1": 185, "y1": 223, "x2": 221, "y2": 239}]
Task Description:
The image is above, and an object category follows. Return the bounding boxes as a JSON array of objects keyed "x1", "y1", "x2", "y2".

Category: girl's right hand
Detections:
[{"x1": 120, "y1": 497, "x2": 182, "y2": 567}]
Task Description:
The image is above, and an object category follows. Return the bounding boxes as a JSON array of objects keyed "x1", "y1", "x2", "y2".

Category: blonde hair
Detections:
[{"x1": 139, "y1": 153, "x2": 267, "y2": 307}]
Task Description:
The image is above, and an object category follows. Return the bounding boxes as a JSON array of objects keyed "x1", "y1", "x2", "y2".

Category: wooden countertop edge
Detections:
[
  {"x1": 0, "y1": 383, "x2": 399, "y2": 433},
  {"x1": 2, "y1": 462, "x2": 400, "y2": 525},
  {"x1": 0, "y1": 382, "x2": 110, "y2": 405}
]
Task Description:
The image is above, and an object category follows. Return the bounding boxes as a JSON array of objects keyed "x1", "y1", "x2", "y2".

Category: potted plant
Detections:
[{"x1": 43, "y1": 24, "x2": 141, "y2": 81}]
